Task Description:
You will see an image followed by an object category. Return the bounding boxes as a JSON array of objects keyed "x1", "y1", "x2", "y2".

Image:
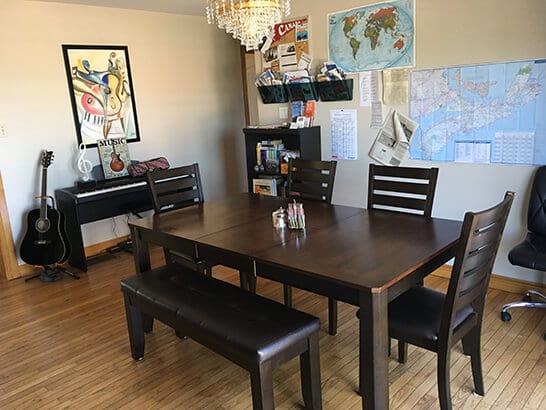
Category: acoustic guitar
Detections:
[{"x1": 20, "y1": 151, "x2": 70, "y2": 266}]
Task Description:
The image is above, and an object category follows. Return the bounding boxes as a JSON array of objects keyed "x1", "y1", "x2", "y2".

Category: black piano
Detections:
[{"x1": 55, "y1": 176, "x2": 152, "y2": 272}]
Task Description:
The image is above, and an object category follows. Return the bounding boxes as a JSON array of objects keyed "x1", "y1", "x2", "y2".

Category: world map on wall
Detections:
[
  {"x1": 409, "y1": 60, "x2": 546, "y2": 165},
  {"x1": 328, "y1": 0, "x2": 414, "y2": 72}
]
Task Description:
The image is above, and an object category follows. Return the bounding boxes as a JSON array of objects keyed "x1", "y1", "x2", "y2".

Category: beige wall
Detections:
[
  {"x1": 0, "y1": 0, "x2": 246, "y2": 262},
  {"x1": 250, "y1": 0, "x2": 546, "y2": 283}
]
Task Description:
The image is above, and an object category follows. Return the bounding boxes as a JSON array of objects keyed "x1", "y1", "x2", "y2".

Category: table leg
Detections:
[
  {"x1": 359, "y1": 290, "x2": 389, "y2": 409},
  {"x1": 130, "y1": 225, "x2": 150, "y2": 274}
]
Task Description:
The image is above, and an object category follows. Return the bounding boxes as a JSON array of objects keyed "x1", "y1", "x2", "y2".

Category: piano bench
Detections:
[{"x1": 120, "y1": 265, "x2": 322, "y2": 410}]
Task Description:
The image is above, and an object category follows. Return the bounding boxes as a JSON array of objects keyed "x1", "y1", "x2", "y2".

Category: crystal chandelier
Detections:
[{"x1": 206, "y1": 0, "x2": 291, "y2": 51}]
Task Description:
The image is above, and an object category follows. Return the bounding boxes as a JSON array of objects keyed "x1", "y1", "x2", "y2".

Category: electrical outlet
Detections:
[{"x1": 0, "y1": 123, "x2": 7, "y2": 138}]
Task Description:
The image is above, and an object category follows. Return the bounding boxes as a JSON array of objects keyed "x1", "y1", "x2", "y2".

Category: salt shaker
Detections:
[{"x1": 272, "y1": 207, "x2": 287, "y2": 229}]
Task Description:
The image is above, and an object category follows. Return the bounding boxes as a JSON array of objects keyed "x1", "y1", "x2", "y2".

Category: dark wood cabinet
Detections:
[{"x1": 243, "y1": 126, "x2": 321, "y2": 194}]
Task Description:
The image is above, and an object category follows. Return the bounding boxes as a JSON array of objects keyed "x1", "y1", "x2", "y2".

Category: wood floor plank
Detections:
[{"x1": 0, "y1": 248, "x2": 544, "y2": 409}]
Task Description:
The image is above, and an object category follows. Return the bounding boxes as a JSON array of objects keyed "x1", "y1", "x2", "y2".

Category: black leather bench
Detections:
[{"x1": 120, "y1": 265, "x2": 322, "y2": 410}]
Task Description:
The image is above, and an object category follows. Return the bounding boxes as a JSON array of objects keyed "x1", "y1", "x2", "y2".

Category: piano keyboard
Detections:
[
  {"x1": 82, "y1": 111, "x2": 105, "y2": 126},
  {"x1": 74, "y1": 181, "x2": 147, "y2": 198}
]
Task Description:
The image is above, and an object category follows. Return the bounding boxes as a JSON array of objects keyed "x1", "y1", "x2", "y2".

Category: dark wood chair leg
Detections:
[
  {"x1": 398, "y1": 339, "x2": 407, "y2": 364},
  {"x1": 250, "y1": 361, "x2": 274, "y2": 410},
  {"x1": 248, "y1": 275, "x2": 257, "y2": 293},
  {"x1": 200, "y1": 262, "x2": 212, "y2": 277},
  {"x1": 163, "y1": 248, "x2": 173, "y2": 264},
  {"x1": 175, "y1": 330, "x2": 189, "y2": 340},
  {"x1": 142, "y1": 312, "x2": 154, "y2": 333},
  {"x1": 327, "y1": 297, "x2": 337, "y2": 335},
  {"x1": 123, "y1": 294, "x2": 145, "y2": 360},
  {"x1": 437, "y1": 346, "x2": 453, "y2": 410},
  {"x1": 283, "y1": 284, "x2": 293, "y2": 308},
  {"x1": 300, "y1": 333, "x2": 322, "y2": 409},
  {"x1": 239, "y1": 271, "x2": 256, "y2": 293},
  {"x1": 462, "y1": 328, "x2": 484, "y2": 396}
]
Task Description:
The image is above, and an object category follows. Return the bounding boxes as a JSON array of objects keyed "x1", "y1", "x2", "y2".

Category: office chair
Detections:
[
  {"x1": 146, "y1": 163, "x2": 212, "y2": 275},
  {"x1": 283, "y1": 158, "x2": 337, "y2": 333},
  {"x1": 501, "y1": 166, "x2": 546, "y2": 323},
  {"x1": 388, "y1": 192, "x2": 514, "y2": 409}
]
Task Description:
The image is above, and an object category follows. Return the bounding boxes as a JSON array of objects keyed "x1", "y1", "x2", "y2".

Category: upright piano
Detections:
[{"x1": 55, "y1": 176, "x2": 152, "y2": 272}]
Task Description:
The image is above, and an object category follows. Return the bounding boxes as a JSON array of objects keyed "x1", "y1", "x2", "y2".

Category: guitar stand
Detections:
[{"x1": 25, "y1": 265, "x2": 80, "y2": 283}]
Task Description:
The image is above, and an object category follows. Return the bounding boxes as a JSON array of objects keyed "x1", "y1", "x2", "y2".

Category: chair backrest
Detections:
[
  {"x1": 146, "y1": 163, "x2": 204, "y2": 214},
  {"x1": 443, "y1": 192, "x2": 514, "y2": 339},
  {"x1": 527, "y1": 166, "x2": 546, "y2": 236},
  {"x1": 287, "y1": 158, "x2": 337, "y2": 204},
  {"x1": 367, "y1": 163, "x2": 439, "y2": 216}
]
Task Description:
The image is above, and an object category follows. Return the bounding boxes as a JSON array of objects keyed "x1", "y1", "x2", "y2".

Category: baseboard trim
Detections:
[{"x1": 431, "y1": 265, "x2": 546, "y2": 295}]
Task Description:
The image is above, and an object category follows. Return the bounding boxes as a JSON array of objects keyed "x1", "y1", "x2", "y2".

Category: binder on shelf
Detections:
[{"x1": 316, "y1": 79, "x2": 354, "y2": 101}]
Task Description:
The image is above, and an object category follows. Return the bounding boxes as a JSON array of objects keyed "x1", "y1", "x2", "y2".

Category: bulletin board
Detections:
[{"x1": 261, "y1": 17, "x2": 310, "y2": 73}]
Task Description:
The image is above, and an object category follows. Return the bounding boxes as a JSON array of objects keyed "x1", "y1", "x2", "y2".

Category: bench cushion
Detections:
[{"x1": 120, "y1": 265, "x2": 320, "y2": 366}]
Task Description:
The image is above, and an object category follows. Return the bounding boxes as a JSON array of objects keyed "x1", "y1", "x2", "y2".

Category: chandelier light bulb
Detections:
[{"x1": 206, "y1": 0, "x2": 291, "y2": 50}]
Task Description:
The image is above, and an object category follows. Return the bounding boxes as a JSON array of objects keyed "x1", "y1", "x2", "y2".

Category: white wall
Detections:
[
  {"x1": 251, "y1": 0, "x2": 546, "y2": 283},
  {"x1": 0, "y1": 0, "x2": 246, "y2": 260}
]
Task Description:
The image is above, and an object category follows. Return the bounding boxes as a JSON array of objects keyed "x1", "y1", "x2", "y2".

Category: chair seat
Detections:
[
  {"x1": 388, "y1": 286, "x2": 475, "y2": 346},
  {"x1": 508, "y1": 232, "x2": 546, "y2": 271}
]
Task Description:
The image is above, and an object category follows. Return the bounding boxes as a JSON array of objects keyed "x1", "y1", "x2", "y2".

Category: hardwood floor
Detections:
[{"x1": 0, "y1": 247, "x2": 544, "y2": 409}]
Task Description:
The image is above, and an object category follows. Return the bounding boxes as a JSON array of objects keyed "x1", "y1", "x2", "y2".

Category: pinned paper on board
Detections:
[{"x1": 369, "y1": 109, "x2": 418, "y2": 166}]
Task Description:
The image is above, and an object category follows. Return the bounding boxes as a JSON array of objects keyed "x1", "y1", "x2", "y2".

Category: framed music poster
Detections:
[{"x1": 62, "y1": 44, "x2": 141, "y2": 147}]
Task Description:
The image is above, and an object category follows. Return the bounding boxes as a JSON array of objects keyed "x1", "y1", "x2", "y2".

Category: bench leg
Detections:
[
  {"x1": 250, "y1": 361, "x2": 274, "y2": 410},
  {"x1": 123, "y1": 294, "x2": 146, "y2": 360},
  {"x1": 300, "y1": 332, "x2": 322, "y2": 409}
]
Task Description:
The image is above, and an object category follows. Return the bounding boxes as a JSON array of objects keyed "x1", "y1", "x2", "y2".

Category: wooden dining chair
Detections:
[
  {"x1": 287, "y1": 158, "x2": 337, "y2": 203},
  {"x1": 328, "y1": 163, "x2": 441, "y2": 335},
  {"x1": 388, "y1": 192, "x2": 514, "y2": 409},
  {"x1": 283, "y1": 158, "x2": 337, "y2": 331},
  {"x1": 146, "y1": 163, "x2": 212, "y2": 275},
  {"x1": 367, "y1": 163, "x2": 439, "y2": 216}
]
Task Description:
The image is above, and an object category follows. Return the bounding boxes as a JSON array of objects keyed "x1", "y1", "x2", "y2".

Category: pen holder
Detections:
[{"x1": 287, "y1": 201, "x2": 305, "y2": 230}]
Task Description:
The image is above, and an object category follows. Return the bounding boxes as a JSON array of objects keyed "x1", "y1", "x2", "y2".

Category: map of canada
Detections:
[
  {"x1": 409, "y1": 60, "x2": 546, "y2": 165},
  {"x1": 328, "y1": 0, "x2": 414, "y2": 72}
]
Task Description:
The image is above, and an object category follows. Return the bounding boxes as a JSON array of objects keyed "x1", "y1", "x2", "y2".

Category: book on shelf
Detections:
[
  {"x1": 279, "y1": 149, "x2": 300, "y2": 174},
  {"x1": 97, "y1": 137, "x2": 131, "y2": 179},
  {"x1": 256, "y1": 139, "x2": 284, "y2": 174},
  {"x1": 253, "y1": 178, "x2": 277, "y2": 196}
]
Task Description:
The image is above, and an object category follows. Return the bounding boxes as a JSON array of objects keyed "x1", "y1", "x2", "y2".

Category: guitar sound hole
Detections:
[{"x1": 35, "y1": 218, "x2": 50, "y2": 233}]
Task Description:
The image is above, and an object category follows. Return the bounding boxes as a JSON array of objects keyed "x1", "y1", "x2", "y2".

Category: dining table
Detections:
[{"x1": 128, "y1": 192, "x2": 462, "y2": 409}]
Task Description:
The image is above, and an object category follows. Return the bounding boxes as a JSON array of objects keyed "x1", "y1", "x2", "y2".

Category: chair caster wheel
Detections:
[
  {"x1": 501, "y1": 311, "x2": 511, "y2": 322},
  {"x1": 523, "y1": 293, "x2": 532, "y2": 302}
]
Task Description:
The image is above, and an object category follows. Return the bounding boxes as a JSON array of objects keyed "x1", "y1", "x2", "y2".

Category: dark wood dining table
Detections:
[{"x1": 128, "y1": 193, "x2": 462, "y2": 409}]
